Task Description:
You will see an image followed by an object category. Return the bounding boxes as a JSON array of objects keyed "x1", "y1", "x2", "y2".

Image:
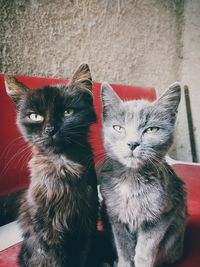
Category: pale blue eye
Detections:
[
  {"x1": 113, "y1": 125, "x2": 125, "y2": 133},
  {"x1": 29, "y1": 113, "x2": 44, "y2": 122}
]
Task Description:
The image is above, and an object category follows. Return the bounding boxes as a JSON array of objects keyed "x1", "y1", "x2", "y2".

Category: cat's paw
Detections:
[{"x1": 134, "y1": 255, "x2": 149, "y2": 267}]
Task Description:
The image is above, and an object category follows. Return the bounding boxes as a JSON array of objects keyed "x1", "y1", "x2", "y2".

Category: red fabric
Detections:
[
  {"x1": 170, "y1": 164, "x2": 200, "y2": 267},
  {"x1": 0, "y1": 244, "x2": 20, "y2": 267}
]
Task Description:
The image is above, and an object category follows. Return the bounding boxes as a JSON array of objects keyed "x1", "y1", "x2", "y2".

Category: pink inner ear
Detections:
[
  {"x1": 70, "y1": 64, "x2": 92, "y2": 90},
  {"x1": 154, "y1": 86, "x2": 181, "y2": 112},
  {"x1": 5, "y1": 75, "x2": 30, "y2": 104}
]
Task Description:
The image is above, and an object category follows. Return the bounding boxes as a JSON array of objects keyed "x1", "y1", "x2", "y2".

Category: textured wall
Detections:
[
  {"x1": 0, "y1": 0, "x2": 183, "y2": 88},
  {"x1": 177, "y1": 0, "x2": 200, "y2": 162},
  {"x1": 1, "y1": 0, "x2": 195, "y2": 161}
]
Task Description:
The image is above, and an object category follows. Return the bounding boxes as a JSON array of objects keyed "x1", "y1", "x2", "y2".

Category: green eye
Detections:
[
  {"x1": 113, "y1": 125, "x2": 125, "y2": 133},
  {"x1": 64, "y1": 108, "x2": 74, "y2": 117},
  {"x1": 29, "y1": 113, "x2": 44, "y2": 122},
  {"x1": 146, "y1": 127, "x2": 160, "y2": 134}
]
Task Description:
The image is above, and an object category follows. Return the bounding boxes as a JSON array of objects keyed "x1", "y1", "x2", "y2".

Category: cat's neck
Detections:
[
  {"x1": 29, "y1": 146, "x2": 85, "y2": 182},
  {"x1": 31, "y1": 142, "x2": 92, "y2": 165},
  {"x1": 107, "y1": 157, "x2": 168, "y2": 182}
]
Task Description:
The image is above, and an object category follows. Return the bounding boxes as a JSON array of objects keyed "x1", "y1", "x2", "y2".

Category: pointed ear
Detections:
[
  {"x1": 101, "y1": 82, "x2": 122, "y2": 118},
  {"x1": 5, "y1": 75, "x2": 29, "y2": 104},
  {"x1": 155, "y1": 82, "x2": 181, "y2": 114},
  {"x1": 69, "y1": 64, "x2": 92, "y2": 93}
]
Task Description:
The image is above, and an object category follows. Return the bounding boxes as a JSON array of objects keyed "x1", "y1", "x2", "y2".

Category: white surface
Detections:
[
  {"x1": 0, "y1": 221, "x2": 23, "y2": 251},
  {"x1": 166, "y1": 155, "x2": 200, "y2": 166}
]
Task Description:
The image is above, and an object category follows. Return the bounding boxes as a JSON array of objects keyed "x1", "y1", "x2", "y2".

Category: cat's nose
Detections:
[
  {"x1": 127, "y1": 142, "x2": 140, "y2": 151},
  {"x1": 44, "y1": 126, "x2": 55, "y2": 136}
]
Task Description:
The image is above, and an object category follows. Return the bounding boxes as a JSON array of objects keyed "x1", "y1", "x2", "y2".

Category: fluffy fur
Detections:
[
  {"x1": 99, "y1": 82, "x2": 187, "y2": 267},
  {"x1": 5, "y1": 64, "x2": 98, "y2": 267}
]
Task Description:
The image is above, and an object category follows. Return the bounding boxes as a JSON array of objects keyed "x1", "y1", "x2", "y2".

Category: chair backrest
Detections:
[
  {"x1": 169, "y1": 159, "x2": 200, "y2": 219},
  {"x1": 0, "y1": 74, "x2": 156, "y2": 196},
  {"x1": 167, "y1": 158, "x2": 200, "y2": 265}
]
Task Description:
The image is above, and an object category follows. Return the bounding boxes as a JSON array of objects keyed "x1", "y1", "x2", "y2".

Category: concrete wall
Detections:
[
  {"x1": 177, "y1": 0, "x2": 200, "y2": 162},
  {"x1": 0, "y1": 0, "x2": 199, "y2": 162}
]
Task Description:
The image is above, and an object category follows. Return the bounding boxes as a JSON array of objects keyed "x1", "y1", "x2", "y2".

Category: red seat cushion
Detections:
[
  {"x1": 0, "y1": 244, "x2": 20, "y2": 267},
  {"x1": 170, "y1": 163, "x2": 200, "y2": 267}
]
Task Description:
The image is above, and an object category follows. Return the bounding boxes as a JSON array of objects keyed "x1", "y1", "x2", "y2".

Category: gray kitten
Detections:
[{"x1": 99, "y1": 82, "x2": 187, "y2": 267}]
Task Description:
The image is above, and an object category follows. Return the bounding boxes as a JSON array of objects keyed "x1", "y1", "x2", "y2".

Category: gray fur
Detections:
[{"x1": 100, "y1": 83, "x2": 187, "y2": 267}]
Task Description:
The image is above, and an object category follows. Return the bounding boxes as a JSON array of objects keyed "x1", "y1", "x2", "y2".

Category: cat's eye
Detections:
[
  {"x1": 64, "y1": 108, "x2": 74, "y2": 117},
  {"x1": 145, "y1": 127, "x2": 160, "y2": 134},
  {"x1": 113, "y1": 125, "x2": 125, "y2": 133},
  {"x1": 29, "y1": 113, "x2": 44, "y2": 122}
]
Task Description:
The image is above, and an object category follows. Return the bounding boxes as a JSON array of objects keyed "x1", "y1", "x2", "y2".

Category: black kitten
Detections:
[{"x1": 5, "y1": 64, "x2": 98, "y2": 267}]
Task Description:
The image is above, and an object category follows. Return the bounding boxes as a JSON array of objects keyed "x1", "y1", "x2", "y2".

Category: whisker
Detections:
[
  {"x1": 0, "y1": 136, "x2": 25, "y2": 160},
  {"x1": 0, "y1": 144, "x2": 31, "y2": 176},
  {"x1": 19, "y1": 149, "x2": 32, "y2": 173}
]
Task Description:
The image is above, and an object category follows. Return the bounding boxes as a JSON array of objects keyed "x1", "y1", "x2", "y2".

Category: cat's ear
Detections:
[
  {"x1": 101, "y1": 82, "x2": 122, "y2": 118},
  {"x1": 69, "y1": 63, "x2": 92, "y2": 93},
  {"x1": 155, "y1": 82, "x2": 181, "y2": 114},
  {"x1": 5, "y1": 75, "x2": 29, "y2": 104}
]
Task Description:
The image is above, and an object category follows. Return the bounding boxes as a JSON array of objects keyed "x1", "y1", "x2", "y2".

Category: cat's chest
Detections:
[
  {"x1": 28, "y1": 154, "x2": 97, "y2": 228},
  {"x1": 102, "y1": 178, "x2": 164, "y2": 230},
  {"x1": 30, "y1": 153, "x2": 83, "y2": 179}
]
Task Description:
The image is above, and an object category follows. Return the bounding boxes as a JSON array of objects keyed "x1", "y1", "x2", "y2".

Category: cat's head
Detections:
[
  {"x1": 5, "y1": 64, "x2": 96, "y2": 153},
  {"x1": 101, "y1": 82, "x2": 181, "y2": 169}
]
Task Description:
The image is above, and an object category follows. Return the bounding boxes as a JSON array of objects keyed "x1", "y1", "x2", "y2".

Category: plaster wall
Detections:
[
  {"x1": 0, "y1": 0, "x2": 198, "y2": 162},
  {"x1": 177, "y1": 0, "x2": 200, "y2": 162}
]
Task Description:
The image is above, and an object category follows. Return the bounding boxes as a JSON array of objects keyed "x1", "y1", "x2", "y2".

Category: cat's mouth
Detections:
[
  {"x1": 124, "y1": 151, "x2": 141, "y2": 160},
  {"x1": 123, "y1": 153, "x2": 143, "y2": 169},
  {"x1": 32, "y1": 135, "x2": 59, "y2": 149},
  {"x1": 124, "y1": 155, "x2": 141, "y2": 162},
  {"x1": 44, "y1": 137, "x2": 54, "y2": 146}
]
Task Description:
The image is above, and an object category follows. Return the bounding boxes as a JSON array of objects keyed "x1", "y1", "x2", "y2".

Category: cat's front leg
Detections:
[
  {"x1": 134, "y1": 221, "x2": 169, "y2": 267},
  {"x1": 134, "y1": 235, "x2": 157, "y2": 267},
  {"x1": 77, "y1": 238, "x2": 91, "y2": 267},
  {"x1": 111, "y1": 220, "x2": 136, "y2": 267}
]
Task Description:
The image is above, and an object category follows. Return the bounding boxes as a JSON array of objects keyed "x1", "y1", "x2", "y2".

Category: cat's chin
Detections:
[
  {"x1": 119, "y1": 156, "x2": 143, "y2": 169},
  {"x1": 32, "y1": 138, "x2": 64, "y2": 153}
]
